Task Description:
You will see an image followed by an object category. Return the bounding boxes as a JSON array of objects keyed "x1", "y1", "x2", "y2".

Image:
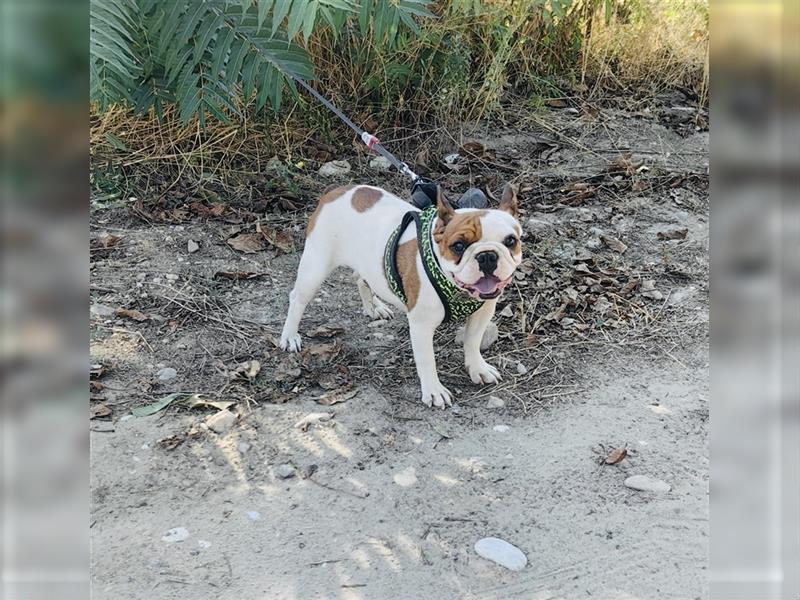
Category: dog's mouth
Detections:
[{"x1": 455, "y1": 274, "x2": 513, "y2": 300}]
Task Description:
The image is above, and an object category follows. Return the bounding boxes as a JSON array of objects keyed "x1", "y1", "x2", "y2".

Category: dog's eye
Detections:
[
  {"x1": 503, "y1": 235, "x2": 518, "y2": 248},
  {"x1": 450, "y1": 241, "x2": 466, "y2": 255}
]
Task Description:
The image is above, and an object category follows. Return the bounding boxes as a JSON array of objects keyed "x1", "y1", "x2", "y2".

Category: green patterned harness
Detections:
[{"x1": 383, "y1": 206, "x2": 484, "y2": 322}]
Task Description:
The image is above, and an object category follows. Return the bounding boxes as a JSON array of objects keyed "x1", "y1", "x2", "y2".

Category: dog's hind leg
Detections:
[
  {"x1": 280, "y1": 241, "x2": 334, "y2": 352},
  {"x1": 356, "y1": 277, "x2": 394, "y2": 320}
]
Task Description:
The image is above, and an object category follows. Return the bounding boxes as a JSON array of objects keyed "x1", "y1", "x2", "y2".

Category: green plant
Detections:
[{"x1": 90, "y1": 0, "x2": 434, "y2": 125}]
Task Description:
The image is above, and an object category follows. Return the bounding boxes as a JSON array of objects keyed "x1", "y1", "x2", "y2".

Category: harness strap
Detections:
[{"x1": 384, "y1": 208, "x2": 483, "y2": 323}]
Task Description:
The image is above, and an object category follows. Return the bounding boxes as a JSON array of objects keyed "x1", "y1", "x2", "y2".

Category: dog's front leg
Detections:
[
  {"x1": 408, "y1": 315, "x2": 451, "y2": 409},
  {"x1": 463, "y1": 299, "x2": 502, "y2": 385}
]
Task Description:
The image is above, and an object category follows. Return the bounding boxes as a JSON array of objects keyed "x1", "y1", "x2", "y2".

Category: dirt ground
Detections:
[{"x1": 90, "y1": 99, "x2": 709, "y2": 599}]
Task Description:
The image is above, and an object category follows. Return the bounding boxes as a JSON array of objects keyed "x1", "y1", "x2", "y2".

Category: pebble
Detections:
[
  {"x1": 624, "y1": 475, "x2": 671, "y2": 493},
  {"x1": 393, "y1": 466, "x2": 418, "y2": 487},
  {"x1": 157, "y1": 367, "x2": 177, "y2": 381},
  {"x1": 515, "y1": 362, "x2": 528, "y2": 375},
  {"x1": 318, "y1": 160, "x2": 351, "y2": 177},
  {"x1": 369, "y1": 155, "x2": 392, "y2": 171},
  {"x1": 527, "y1": 218, "x2": 553, "y2": 234},
  {"x1": 90, "y1": 303, "x2": 115, "y2": 317},
  {"x1": 246, "y1": 511, "x2": 262, "y2": 522},
  {"x1": 161, "y1": 527, "x2": 190, "y2": 543},
  {"x1": 198, "y1": 540, "x2": 211, "y2": 549},
  {"x1": 276, "y1": 464, "x2": 295, "y2": 479},
  {"x1": 493, "y1": 425, "x2": 510, "y2": 433},
  {"x1": 187, "y1": 240, "x2": 199, "y2": 253},
  {"x1": 205, "y1": 409, "x2": 237, "y2": 434},
  {"x1": 585, "y1": 237, "x2": 603, "y2": 250},
  {"x1": 165, "y1": 273, "x2": 179, "y2": 282},
  {"x1": 486, "y1": 396, "x2": 505, "y2": 409},
  {"x1": 474, "y1": 537, "x2": 527, "y2": 571},
  {"x1": 237, "y1": 442, "x2": 251, "y2": 454}
]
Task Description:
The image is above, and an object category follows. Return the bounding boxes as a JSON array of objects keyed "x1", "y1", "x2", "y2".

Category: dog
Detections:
[{"x1": 280, "y1": 183, "x2": 522, "y2": 408}]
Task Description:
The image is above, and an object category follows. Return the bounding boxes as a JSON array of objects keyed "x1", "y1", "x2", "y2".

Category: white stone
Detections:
[
  {"x1": 187, "y1": 240, "x2": 199, "y2": 253},
  {"x1": 161, "y1": 527, "x2": 190, "y2": 543},
  {"x1": 493, "y1": 425, "x2": 510, "y2": 433},
  {"x1": 276, "y1": 464, "x2": 295, "y2": 479},
  {"x1": 246, "y1": 511, "x2": 262, "y2": 522},
  {"x1": 318, "y1": 160, "x2": 351, "y2": 177},
  {"x1": 205, "y1": 409, "x2": 237, "y2": 434},
  {"x1": 474, "y1": 537, "x2": 527, "y2": 571},
  {"x1": 90, "y1": 303, "x2": 115, "y2": 317},
  {"x1": 393, "y1": 466, "x2": 418, "y2": 487},
  {"x1": 369, "y1": 155, "x2": 392, "y2": 171},
  {"x1": 624, "y1": 475, "x2": 671, "y2": 493},
  {"x1": 198, "y1": 540, "x2": 211, "y2": 548},
  {"x1": 486, "y1": 396, "x2": 505, "y2": 409},
  {"x1": 515, "y1": 362, "x2": 528, "y2": 375},
  {"x1": 157, "y1": 367, "x2": 177, "y2": 381}
]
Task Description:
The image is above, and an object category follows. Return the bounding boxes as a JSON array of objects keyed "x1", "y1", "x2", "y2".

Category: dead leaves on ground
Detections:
[
  {"x1": 226, "y1": 226, "x2": 294, "y2": 255},
  {"x1": 604, "y1": 447, "x2": 628, "y2": 465},
  {"x1": 213, "y1": 270, "x2": 266, "y2": 281},
  {"x1": 316, "y1": 386, "x2": 357, "y2": 406},
  {"x1": 114, "y1": 308, "x2": 149, "y2": 322},
  {"x1": 657, "y1": 228, "x2": 688, "y2": 241},
  {"x1": 229, "y1": 360, "x2": 261, "y2": 381}
]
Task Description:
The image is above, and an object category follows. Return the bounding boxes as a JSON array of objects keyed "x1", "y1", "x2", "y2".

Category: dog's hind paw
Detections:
[{"x1": 364, "y1": 298, "x2": 394, "y2": 320}]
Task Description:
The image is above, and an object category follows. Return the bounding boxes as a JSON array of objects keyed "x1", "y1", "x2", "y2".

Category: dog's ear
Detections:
[
  {"x1": 436, "y1": 185, "x2": 455, "y2": 224},
  {"x1": 499, "y1": 183, "x2": 518, "y2": 218}
]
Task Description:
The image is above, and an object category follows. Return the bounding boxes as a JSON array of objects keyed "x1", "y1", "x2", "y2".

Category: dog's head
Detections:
[{"x1": 432, "y1": 184, "x2": 522, "y2": 300}]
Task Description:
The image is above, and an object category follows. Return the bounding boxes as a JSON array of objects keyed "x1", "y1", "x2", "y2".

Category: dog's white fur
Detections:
[{"x1": 280, "y1": 185, "x2": 521, "y2": 408}]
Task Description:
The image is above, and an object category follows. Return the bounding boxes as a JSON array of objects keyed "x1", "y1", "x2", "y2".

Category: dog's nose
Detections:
[{"x1": 475, "y1": 251, "x2": 498, "y2": 276}]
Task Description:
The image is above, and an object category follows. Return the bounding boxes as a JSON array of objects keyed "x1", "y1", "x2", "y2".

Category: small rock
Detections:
[
  {"x1": 294, "y1": 412, "x2": 334, "y2": 431},
  {"x1": 205, "y1": 409, "x2": 237, "y2": 434},
  {"x1": 198, "y1": 540, "x2": 211, "y2": 549},
  {"x1": 90, "y1": 303, "x2": 115, "y2": 317},
  {"x1": 276, "y1": 464, "x2": 295, "y2": 479},
  {"x1": 161, "y1": 527, "x2": 190, "y2": 543},
  {"x1": 515, "y1": 362, "x2": 528, "y2": 375},
  {"x1": 585, "y1": 237, "x2": 603, "y2": 250},
  {"x1": 624, "y1": 475, "x2": 671, "y2": 493},
  {"x1": 443, "y1": 153, "x2": 460, "y2": 164},
  {"x1": 526, "y1": 218, "x2": 552, "y2": 234},
  {"x1": 237, "y1": 442, "x2": 251, "y2": 454},
  {"x1": 486, "y1": 396, "x2": 505, "y2": 409},
  {"x1": 499, "y1": 305, "x2": 514, "y2": 318},
  {"x1": 157, "y1": 367, "x2": 177, "y2": 381},
  {"x1": 474, "y1": 537, "x2": 527, "y2": 571},
  {"x1": 246, "y1": 511, "x2": 262, "y2": 522},
  {"x1": 369, "y1": 155, "x2": 392, "y2": 171},
  {"x1": 187, "y1": 240, "x2": 199, "y2": 253},
  {"x1": 493, "y1": 425, "x2": 510, "y2": 433},
  {"x1": 318, "y1": 160, "x2": 351, "y2": 177},
  {"x1": 165, "y1": 273, "x2": 179, "y2": 282},
  {"x1": 393, "y1": 466, "x2": 418, "y2": 487},
  {"x1": 640, "y1": 280, "x2": 663, "y2": 300}
]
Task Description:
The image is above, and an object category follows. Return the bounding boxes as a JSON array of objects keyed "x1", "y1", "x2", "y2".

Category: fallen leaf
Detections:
[
  {"x1": 459, "y1": 141, "x2": 485, "y2": 156},
  {"x1": 607, "y1": 152, "x2": 641, "y2": 177},
  {"x1": 545, "y1": 98, "x2": 568, "y2": 108},
  {"x1": 657, "y1": 228, "x2": 688, "y2": 241},
  {"x1": 301, "y1": 342, "x2": 340, "y2": 368},
  {"x1": 90, "y1": 381, "x2": 104, "y2": 393},
  {"x1": 181, "y1": 394, "x2": 236, "y2": 412},
  {"x1": 229, "y1": 360, "x2": 261, "y2": 381},
  {"x1": 294, "y1": 412, "x2": 334, "y2": 431},
  {"x1": 309, "y1": 325, "x2": 344, "y2": 338},
  {"x1": 188, "y1": 201, "x2": 227, "y2": 217},
  {"x1": 227, "y1": 233, "x2": 267, "y2": 254},
  {"x1": 95, "y1": 233, "x2": 120, "y2": 248},
  {"x1": 131, "y1": 393, "x2": 183, "y2": 417},
  {"x1": 261, "y1": 227, "x2": 294, "y2": 253},
  {"x1": 604, "y1": 447, "x2": 628, "y2": 465},
  {"x1": 275, "y1": 356, "x2": 301, "y2": 382},
  {"x1": 213, "y1": 270, "x2": 266, "y2": 281},
  {"x1": 157, "y1": 434, "x2": 184, "y2": 450},
  {"x1": 114, "y1": 308, "x2": 149, "y2": 322},
  {"x1": 316, "y1": 387, "x2": 357, "y2": 406},
  {"x1": 601, "y1": 235, "x2": 628, "y2": 254},
  {"x1": 90, "y1": 403, "x2": 112, "y2": 419}
]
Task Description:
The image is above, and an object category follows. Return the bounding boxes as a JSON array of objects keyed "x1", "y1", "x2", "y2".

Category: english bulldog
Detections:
[{"x1": 280, "y1": 183, "x2": 522, "y2": 408}]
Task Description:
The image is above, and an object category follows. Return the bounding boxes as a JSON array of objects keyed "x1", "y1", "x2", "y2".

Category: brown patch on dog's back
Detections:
[
  {"x1": 396, "y1": 239, "x2": 420, "y2": 310},
  {"x1": 351, "y1": 186, "x2": 382, "y2": 212},
  {"x1": 306, "y1": 185, "x2": 354, "y2": 236},
  {"x1": 433, "y1": 211, "x2": 486, "y2": 262}
]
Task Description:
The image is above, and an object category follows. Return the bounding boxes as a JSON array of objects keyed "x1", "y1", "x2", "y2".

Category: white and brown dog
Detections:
[{"x1": 280, "y1": 183, "x2": 522, "y2": 408}]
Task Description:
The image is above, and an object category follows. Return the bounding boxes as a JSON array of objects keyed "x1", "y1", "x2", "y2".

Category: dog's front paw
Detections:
[
  {"x1": 420, "y1": 381, "x2": 453, "y2": 409},
  {"x1": 280, "y1": 332, "x2": 302, "y2": 352},
  {"x1": 467, "y1": 360, "x2": 501, "y2": 385}
]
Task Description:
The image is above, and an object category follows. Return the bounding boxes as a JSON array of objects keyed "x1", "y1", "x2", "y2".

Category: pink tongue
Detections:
[{"x1": 473, "y1": 275, "x2": 500, "y2": 294}]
